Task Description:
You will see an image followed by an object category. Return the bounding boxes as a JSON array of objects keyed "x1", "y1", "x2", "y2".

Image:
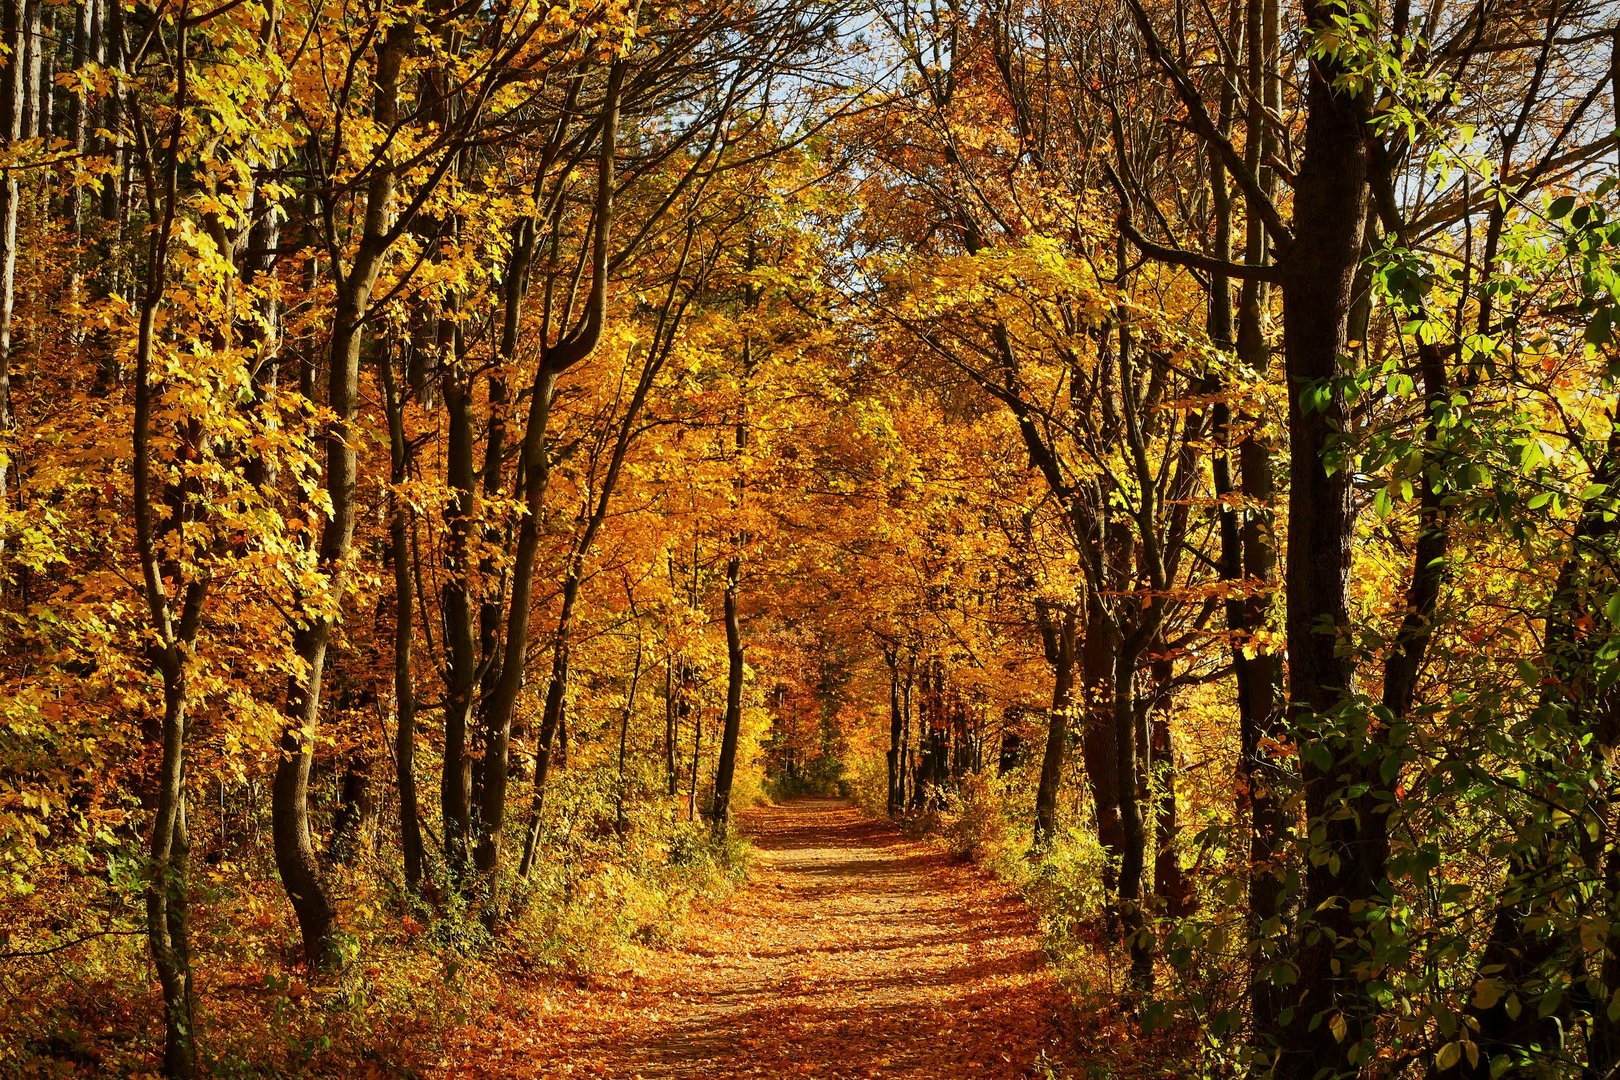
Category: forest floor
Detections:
[{"x1": 449, "y1": 799, "x2": 1077, "y2": 1078}]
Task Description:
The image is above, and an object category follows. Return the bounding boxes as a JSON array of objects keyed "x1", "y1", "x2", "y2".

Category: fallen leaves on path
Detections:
[{"x1": 445, "y1": 800, "x2": 1074, "y2": 1078}]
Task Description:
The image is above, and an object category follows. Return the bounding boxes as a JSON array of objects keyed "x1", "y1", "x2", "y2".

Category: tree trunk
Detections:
[
  {"x1": 272, "y1": 21, "x2": 410, "y2": 968},
  {"x1": 1081, "y1": 593, "x2": 1123, "y2": 884},
  {"x1": 1149, "y1": 661, "x2": 1189, "y2": 916},
  {"x1": 885, "y1": 649, "x2": 902, "y2": 815},
  {"x1": 665, "y1": 652, "x2": 680, "y2": 798},
  {"x1": 688, "y1": 702, "x2": 702, "y2": 822},
  {"x1": 148, "y1": 681, "x2": 197, "y2": 1079},
  {"x1": 512, "y1": 567, "x2": 575, "y2": 882},
  {"x1": 1222, "y1": 0, "x2": 1288, "y2": 1035},
  {"x1": 614, "y1": 644, "x2": 643, "y2": 837},
  {"x1": 440, "y1": 368, "x2": 477, "y2": 883},
  {"x1": 1114, "y1": 643, "x2": 1151, "y2": 992},
  {"x1": 1272, "y1": 2, "x2": 1373, "y2": 1068},
  {"x1": 470, "y1": 60, "x2": 622, "y2": 900},
  {"x1": 127, "y1": 51, "x2": 201, "y2": 1066},
  {"x1": 0, "y1": 0, "x2": 23, "y2": 540},
  {"x1": 18, "y1": 0, "x2": 36, "y2": 141},
  {"x1": 392, "y1": 508, "x2": 424, "y2": 894},
  {"x1": 710, "y1": 553, "x2": 745, "y2": 833},
  {"x1": 470, "y1": 360, "x2": 561, "y2": 888},
  {"x1": 1034, "y1": 605, "x2": 1077, "y2": 845}
]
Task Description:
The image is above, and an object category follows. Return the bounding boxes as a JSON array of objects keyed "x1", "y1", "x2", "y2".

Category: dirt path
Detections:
[{"x1": 464, "y1": 799, "x2": 1074, "y2": 1078}]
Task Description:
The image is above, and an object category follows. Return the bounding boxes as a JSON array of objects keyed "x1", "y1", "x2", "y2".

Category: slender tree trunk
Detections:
[
  {"x1": 665, "y1": 650, "x2": 680, "y2": 798},
  {"x1": 66, "y1": 0, "x2": 89, "y2": 231},
  {"x1": 0, "y1": 0, "x2": 24, "y2": 539},
  {"x1": 376, "y1": 333, "x2": 424, "y2": 895},
  {"x1": 440, "y1": 369, "x2": 477, "y2": 883},
  {"x1": 688, "y1": 702, "x2": 702, "y2": 822},
  {"x1": 1149, "y1": 660, "x2": 1189, "y2": 915},
  {"x1": 885, "y1": 649, "x2": 903, "y2": 815},
  {"x1": 18, "y1": 0, "x2": 37, "y2": 141},
  {"x1": 391, "y1": 506, "x2": 424, "y2": 894},
  {"x1": 1221, "y1": 0, "x2": 1288, "y2": 1035},
  {"x1": 900, "y1": 660, "x2": 913, "y2": 810},
  {"x1": 511, "y1": 565, "x2": 575, "y2": 882},
  {"x1": 1081, "y1": 593, "x2": 1123, "y2": 885},
  {"x1": 128, "y1": 42, "x2": 200, "y2": 1069},
  {"x1": 32, "y1": 2, "x2": 47, "y2": 141},
  {"x1": 272, "y1": 21, "x2": 410, "y2": 968},
  {"x1": 710, "y1": 552, "x2": 745, "y2": 833},
  {"x1": 148, "y1": 680, "x2": 197, "y2": 1079},
  {"x1": 475, "y1": 59, "x2": 623, "y2": 892},
  {"x1": 1114, "y1": 642, "x2": 1151, "y2": 992},
  {"x1": 614, "y1": 642, "x2": 643, "y2": 837},
  {"x1": 1034, "y1": 605, "x2": 1077, "y2": 845}
]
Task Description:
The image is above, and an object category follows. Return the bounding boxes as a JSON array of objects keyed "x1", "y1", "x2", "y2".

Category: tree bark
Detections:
[
  {"x1": 439, "y1": 367, "x2": 477, "y2": 883},
  {"x1": 1115, "y1": 640, "x2": 1151, "y2": 992},
  {"x1": 1226, "y1": 0, "x2": 1288, "y2": 1034},
  {"x1": 1271, "y1": 2, "x2": 1373, "y2": 1069},
  {"x1": 711, "y1": 551, "x2": 745, "y2": 832},
  {"x1": 0, "y1": 0, "x2": 24, "y2": 543},
  {"x1": 885, "y1": 648, "x2": 903, "y2": 815},
  {"x1": 1149, "y1": 661, "x2": 1189, "y2": 916},
  {"x1": 473, "y1": 59, "x2": 622, "y2": 896},
  {"x1": 1081, "y1": 591, "x2": 1123, "y2": 884},
  {"x1": 378, "y1": 344, "x2": 425, "y2": 895},
  {"x1": 614, "y1": 643, "x2": 643, "y2": 837},
  {"x1": 1034, "y1": 605, "x2": 1077, "y2": 846},
  {"x1": 272, "y1": 22, "x2": 411, "y2": 970}
]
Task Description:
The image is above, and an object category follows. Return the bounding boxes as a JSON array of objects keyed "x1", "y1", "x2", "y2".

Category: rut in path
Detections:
[{"x1": 471, "y1": 799, "x2": 1075, "y2": 1078}]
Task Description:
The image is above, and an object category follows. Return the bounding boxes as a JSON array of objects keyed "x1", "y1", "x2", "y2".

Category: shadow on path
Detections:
[{"x1": 562, "y1": 799, "x2": 1073, "y2": 1079}]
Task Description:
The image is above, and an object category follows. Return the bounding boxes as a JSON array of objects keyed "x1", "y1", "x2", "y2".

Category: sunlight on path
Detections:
[{"x1": 478, "y1": 799, "x2": 1073, "y2": 1078}]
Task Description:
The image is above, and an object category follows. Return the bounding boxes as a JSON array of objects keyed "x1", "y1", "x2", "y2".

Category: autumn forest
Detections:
[{"x1": 3, "y1": 0, "x2": 1619, "y2": 1076}]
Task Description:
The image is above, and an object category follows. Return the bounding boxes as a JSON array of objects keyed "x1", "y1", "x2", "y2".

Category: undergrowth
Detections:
[{"x1": 1, "y1": 781, "x2": 751, "y2": 1077}]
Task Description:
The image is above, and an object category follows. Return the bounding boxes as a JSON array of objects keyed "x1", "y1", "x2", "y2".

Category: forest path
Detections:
[{"x1": 457, "y1": 799, "x2": 1073, "y2": 1078}]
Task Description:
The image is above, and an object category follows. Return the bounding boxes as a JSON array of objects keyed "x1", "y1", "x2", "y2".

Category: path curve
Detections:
[{"x1": 459, "y1": 799, "x2": 1073, "y2": 1078}]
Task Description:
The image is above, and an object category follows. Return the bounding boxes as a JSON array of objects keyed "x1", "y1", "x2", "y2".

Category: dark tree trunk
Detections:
[
  {"x1": 1034, "y1": 605, "x2": 1077, "y2": 845},
  {"x1": 18, "y1": 0, "x2": 37, "y2": 141},
  {"x1": 885, "y1": 648, "x2": 903, "y2": 815},
  {"x1": 900, "y1": 659, "x2": 913, "y2": 809},
  {"x1": 1148, "y1": 661, "x2": 1189, "y2": 916},
  {"x1": 665, "y1": 653, "x2": 682, "y2": 798},
  {"x1": 1081, "y1": 593, "x2": 1124, "y2": 885},
  {"x1": 1114, "y1": 642, "x2": 1151, "y2": 992},
  {"x1": 440, "y1": 369, "x2": 477, "y2": 883},
  {"x1": 711, "y1": 553, "x2": 745, "y2": 832},
  {"x1": 513, "y1": 569, "x2": 577, "y2": 882},
  {"x1": 148, "y1": 684, "x2": 197, "y2": 1078},
  {"x1": 614, "y1": 644, "x2": 643, "y2": 837},
  {"x1": 475, "y1": 64, "x2": 622, "y2": 898},
  {"x1": 997, "y1": 725, "x2": 1021, "y2": 776},
  {"x1": 1221, "y1": 0, "x2": 1288, "y2": 1035},
  {"x1": 688, "y1": 702, "x2": 702, "y2": 822},
  {"x1": 378, "y1": 347, "x2": 424, "y2": 895},
  {"x1": 1271, "y1": 3, "x2": 1374, "y2": 1069},
  {"x1": 392, "y1": 513, "x2": 424, "y2": 894}
]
